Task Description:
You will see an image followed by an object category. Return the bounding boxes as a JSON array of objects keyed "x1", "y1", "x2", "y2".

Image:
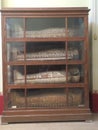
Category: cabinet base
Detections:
[{"x1": 1, "y1": 109, "x2": 92, "y2": 124}]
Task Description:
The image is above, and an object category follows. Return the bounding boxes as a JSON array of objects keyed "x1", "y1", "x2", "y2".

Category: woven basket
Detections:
[{"x1": 10, "y1": 89, "x2": 82, "y2": 108}]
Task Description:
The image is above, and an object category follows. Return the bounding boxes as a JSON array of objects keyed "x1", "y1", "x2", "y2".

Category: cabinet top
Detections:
[{"x1": 0, "y1": 7, "x2": 90, "y2": 14}]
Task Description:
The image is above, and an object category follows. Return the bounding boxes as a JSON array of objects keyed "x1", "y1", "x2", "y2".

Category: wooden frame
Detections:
[{"x1": 1, "y1": 7, "x2": 91, "y2": 124}]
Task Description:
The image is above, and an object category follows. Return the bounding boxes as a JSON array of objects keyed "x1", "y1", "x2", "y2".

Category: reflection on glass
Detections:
[
  {"x1": 7, "y1": 42, "x2": 25, "y2": 61},
  {"x1": 6, "y1": 18, "x2": 24, "y2": 38},
  {"x1": 67, "y1": 41, "x2": 84, "y2": 60},
  {"x1": 68, "y1": 88, "x2": 84, "y2": 107},
  {"x1": 7, "y1": 87, "x2": 85, "y2": 109},
  {"x1": 67, "y1": 17, "x2": 84, "y2": 37},
  {"x1": 8, "y1": 89, "x2": 25, "y2": 109},
  {"x1": 7, "y1": 41, "x2": 84, "y2": 61},
  {"x1": 68, "y1": 65, "x2": 84, "y2": 83},
  {"x1": 6, "y1": 17, "x2": 85, "y2": 38},
  {"x1": 8, "y1": 65, "x2": 84, "y2": 84},
  {"x1": 26, "y1": 18, "x2": 65, "y2": 38},
  {"x1": 8, "y1": 65, "x2": 25, "y2": 84}
]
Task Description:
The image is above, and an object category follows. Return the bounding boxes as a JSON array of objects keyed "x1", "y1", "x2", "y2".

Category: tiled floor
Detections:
[{"x1": 0, "y1": 114, "x2": 98, "y2": 130}]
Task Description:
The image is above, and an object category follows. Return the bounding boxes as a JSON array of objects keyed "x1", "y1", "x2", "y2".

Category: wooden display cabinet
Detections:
[{"x1": 1, "y1": 7, "x2": 91, "y2": 123}]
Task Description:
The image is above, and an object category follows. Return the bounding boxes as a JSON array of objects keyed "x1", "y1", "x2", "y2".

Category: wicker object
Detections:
[
  {"x1": 9, "y1": 88, "x2": 83, "y2": 108},
  {"x1": 11, "y1": 45, "x2": 79, "y2": 61},
  {"x1": 8, "y1": 27, "x2": 82, "y2": 38}
]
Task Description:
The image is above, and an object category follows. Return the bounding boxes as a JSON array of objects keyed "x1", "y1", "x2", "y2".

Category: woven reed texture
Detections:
[{"x1": 9, "y1": 89, "x2": 82, "y2": 108}]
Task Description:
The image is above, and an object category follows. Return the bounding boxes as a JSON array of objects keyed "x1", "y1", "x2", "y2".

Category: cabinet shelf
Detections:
[
  {"x1": 6, "y1": 37, "x2": 85, "y2": 42},
  {"x1": 7, "y1": 83, "x2": 85, "y2": 89},
  {"x1": 7, "y1": 60, "x2": 84, "y2": 66}
]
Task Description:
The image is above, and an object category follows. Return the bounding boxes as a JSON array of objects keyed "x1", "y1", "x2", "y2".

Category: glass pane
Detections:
[
  {"x1": 27, "y1": 88, "x2": 67, "y2": 108},
  {"x1": 6, "y1": 18, "x2": 24, "y2": 38},
  {"x1": 67, "y1": 17, "x2": 84, "y2": 37},
  {"x1": 68, "y1": 88, "x2": 84, "y2": 107},
  {"x1": 7, "y1": 42, "x2": 25, "y2": 61},
  {"x1": 25, "y1": 65, "x2": 66, "y2": 84},
  {"x1": 26, "y1": 18, "x2": 65, "y2": 38},
  {"x1": 68, "y1": 65, "x2": 84, "y2": 83},
  {"x1": 26, "y1": 42, "x2": 65, "y2": 61},
  {"x1": 8, "y1": 89, "x2": 25, "y2": 109},
  {"x1": 67, "y1": 41, "x2": 84, "y2": 60},
  {"x1": 8, "y1": 65, "x2": 25, "y2": 84}
]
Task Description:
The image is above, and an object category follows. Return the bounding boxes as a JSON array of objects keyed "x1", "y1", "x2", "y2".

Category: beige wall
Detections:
[
  {"x1": 2, "y1": 0, "x2": 89, "y2": 8},
  {"x1": 91, "y1": 0, "x2": 98, "y2": 92}
]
